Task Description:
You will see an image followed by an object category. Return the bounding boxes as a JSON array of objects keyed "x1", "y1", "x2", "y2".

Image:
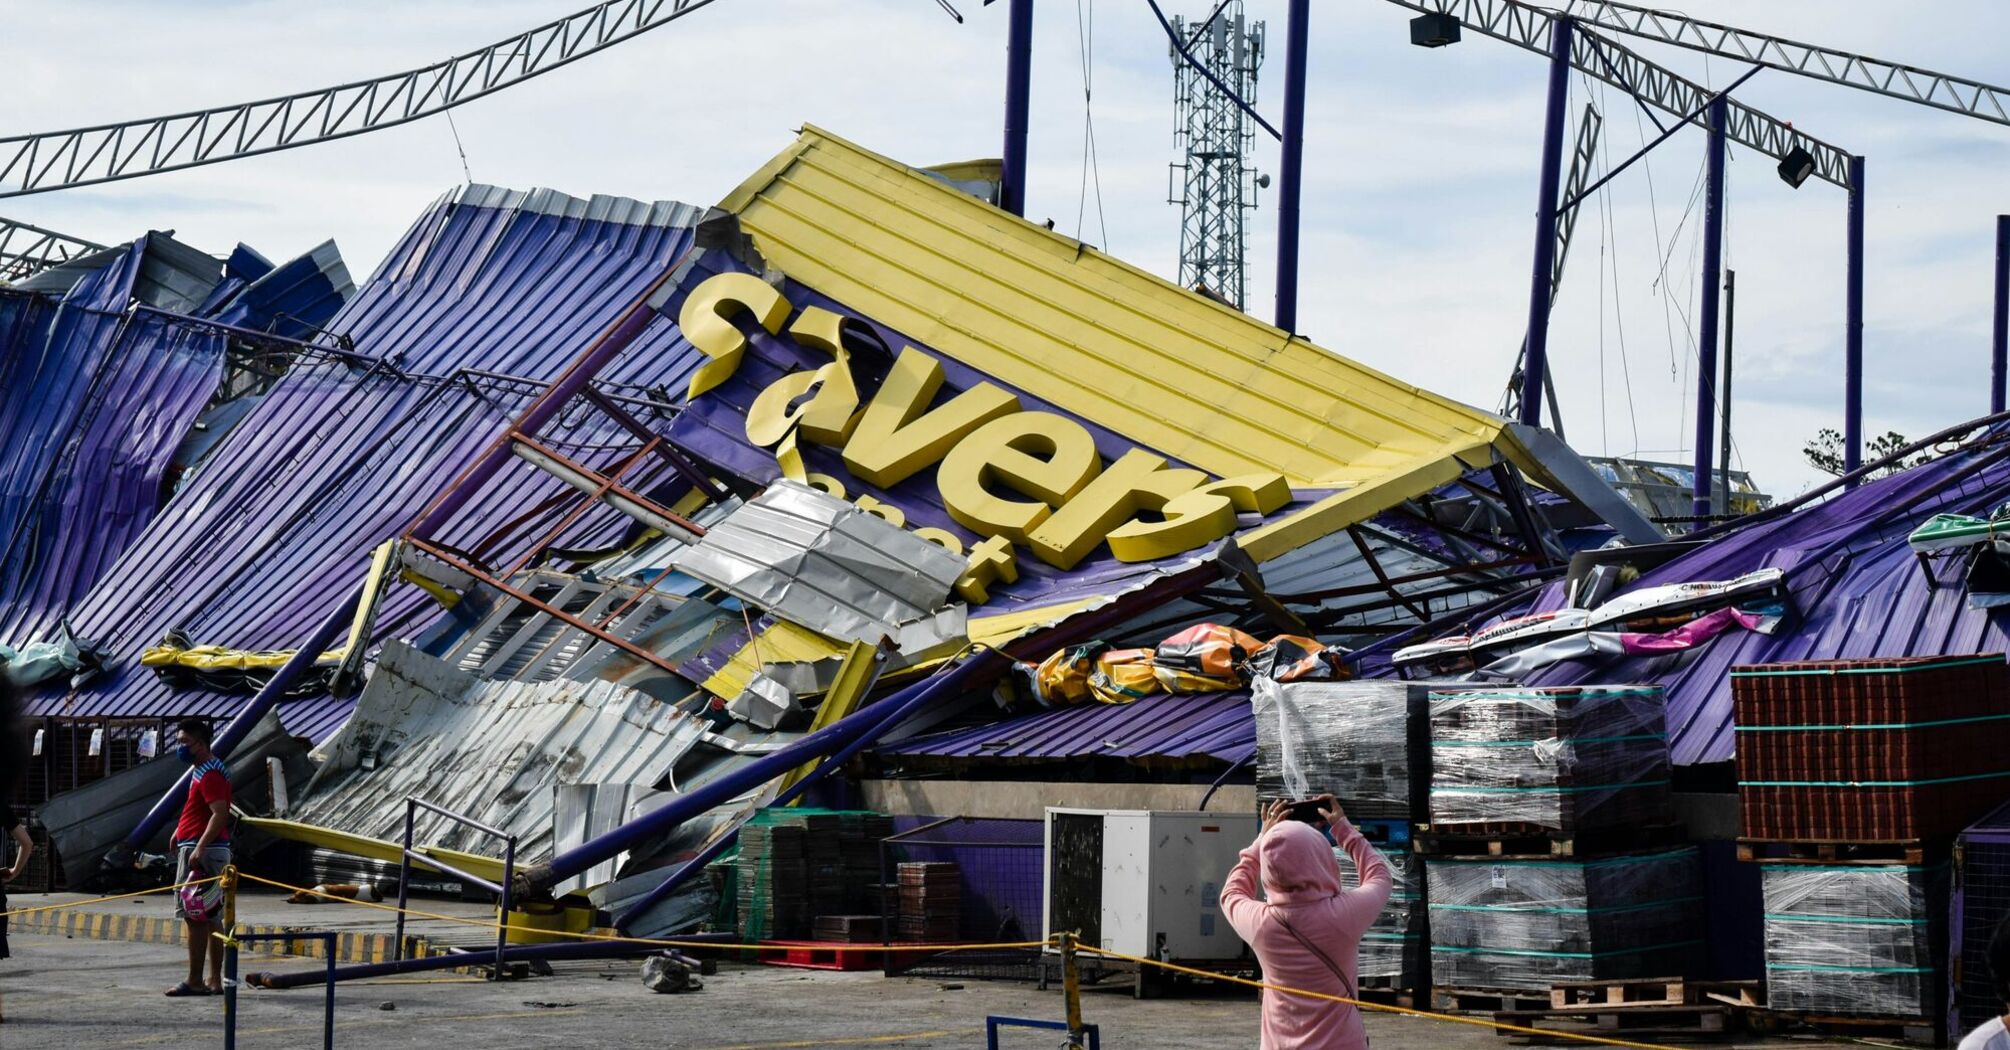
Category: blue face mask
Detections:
[{"x1": 174, "y1": 744, "x2": 194, "y2": 764}]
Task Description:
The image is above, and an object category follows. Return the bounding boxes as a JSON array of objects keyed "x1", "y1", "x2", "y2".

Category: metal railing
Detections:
[
  {"x1": 391, "y1": 796, "x2": 518, "y2": 980},
  {"x1": 224, "y1": 930, "x2": 336, "y2": 1050}
]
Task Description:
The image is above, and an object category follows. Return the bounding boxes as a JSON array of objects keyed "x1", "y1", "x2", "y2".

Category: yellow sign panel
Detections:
[{"x1": 679, "y1": 273, "x2": 1289, "y2": 597}]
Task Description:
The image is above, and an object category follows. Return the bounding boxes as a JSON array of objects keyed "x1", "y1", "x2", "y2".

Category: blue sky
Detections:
[{"x1": 9, "y1": 0, "x2": 2010, "y2": 496}]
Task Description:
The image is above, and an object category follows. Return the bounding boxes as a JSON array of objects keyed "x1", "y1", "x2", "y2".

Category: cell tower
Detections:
[{"x1": 1169, "y1": 3, "x2": 1265, "y2": 310}]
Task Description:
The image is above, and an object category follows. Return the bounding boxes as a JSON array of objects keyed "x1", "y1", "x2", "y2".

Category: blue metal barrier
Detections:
[
  {"x1": 225, "y1": 929, "x2": 337, "y2": 1049},
  {"x1": 986, "y1": 1015, "x2": 1101, "y2": 1049}
]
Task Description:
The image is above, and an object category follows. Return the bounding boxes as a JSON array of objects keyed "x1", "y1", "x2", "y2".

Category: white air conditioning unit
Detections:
[{"x1": 1042, "y1": 808, "x2": 1258, "y2": 964}]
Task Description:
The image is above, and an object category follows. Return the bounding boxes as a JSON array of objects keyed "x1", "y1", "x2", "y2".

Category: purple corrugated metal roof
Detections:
[
  {"x1": 0, "y1": 240, "x2": 224, "y2": 644},
  {"x1": 876, "y1": 690, "x2": 1255, "y2": 767},
  {"x1": 27, "y1": 185, "x2": 709, "y2": 741},
  {"x1": 1394, "y1": 435, "x2": 2010, "y2": 766},
  {"x1": 0, "y1": 233, "x2": 356, "y2": 648}
]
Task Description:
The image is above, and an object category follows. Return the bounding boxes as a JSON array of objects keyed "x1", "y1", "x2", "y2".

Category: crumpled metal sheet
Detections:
[
  {"x1": 668, "y1": 480, "x2": 965, "y2": 646},
  {"x1": 292, "y1": 641, "x2": 709, "y2": 861},
  {"x1": 29, "y1": 184, "x2": 704, "y2": 742}
]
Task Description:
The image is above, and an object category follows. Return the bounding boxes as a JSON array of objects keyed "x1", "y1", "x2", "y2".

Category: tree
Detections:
[{"x1": 1803, "y1": 428, "x2": 1923, "y2": 478}]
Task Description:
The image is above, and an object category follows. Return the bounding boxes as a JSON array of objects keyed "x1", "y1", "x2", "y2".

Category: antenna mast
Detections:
[{"x1": 1169, "y1": 3, "x2": 1264, "y2": 309}]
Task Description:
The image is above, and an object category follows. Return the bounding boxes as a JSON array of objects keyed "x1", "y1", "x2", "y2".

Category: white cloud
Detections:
[{"x1": 6, "y1": 0, "x2": 2009, "y2": 498}]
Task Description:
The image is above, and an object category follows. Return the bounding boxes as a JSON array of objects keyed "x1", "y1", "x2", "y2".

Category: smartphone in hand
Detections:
[{"x1": 1281, "y1": 798, "x2": 1329, "y2": 824}]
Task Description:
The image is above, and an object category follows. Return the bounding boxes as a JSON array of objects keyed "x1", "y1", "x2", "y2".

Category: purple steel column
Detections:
[
  {"x1": 1518, "y1": 16, "x2": 1573, "y2": 427},
  {"x1": 1273, "y1": 0, "x2": 1309, "y2": 332},
  {"x1": 1000, "y1": 0, "x2": 1034, "y2": 217},
  {"x1": 123, "y1": 583, "x2": 363, "y2": 848},
  {"x1": 1844, "y1": 155, "x2": 1866, "y2": 483},
  {"x1": 1993, "y1": 215, "x2": 2008, "y2": 414},
  {"x1": 1691, "y1": 97, "x2": 1727, "y2": 520}
]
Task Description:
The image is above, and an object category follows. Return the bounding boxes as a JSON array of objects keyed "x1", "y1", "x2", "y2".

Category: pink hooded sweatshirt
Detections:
[{"x1": 1221, "y1": 819, "x2": 1393, "y2": 1050}]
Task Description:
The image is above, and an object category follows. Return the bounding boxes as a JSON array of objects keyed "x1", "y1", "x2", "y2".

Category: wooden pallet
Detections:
[
  {"x1": 1494, "y1": 1003, "x2": 1732, "y2": 1043},
  {"x1": 1743, "y1": 1008, "x2": 1940, "y2": 1045},
  {"x1": 1547, "y1": 976, "x2": 1688, "y2": 1009},
  {"x1": 1735, "y1": 837, "x2": 1930, "y2": 865},
  {"x1": 1415, "y1": 822, "x2": 1686, "y2": 858},
  {"x1": 1356, "y1": 975, "x2": 1422, "y2": 1009},
  {"x1": 1434, "y1": 986, "x2": 1552, "y2": 1014},
  {"x1": 756, "y1": 939, "x2": 882, "y2": 972}
]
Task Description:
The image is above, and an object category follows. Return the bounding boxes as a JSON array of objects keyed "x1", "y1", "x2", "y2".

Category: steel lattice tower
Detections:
[{"x1": 1169, "y1": 3, "x2": 1265, "y2": 310}]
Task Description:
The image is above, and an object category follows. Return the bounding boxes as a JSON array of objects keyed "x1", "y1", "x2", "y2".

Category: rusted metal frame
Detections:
[
  {"x1": 1392, "y1": 504, "x2": 1522, "y2": 562},
  {"x1": 493, "y1": 436, "x2": 661, "y2": 584},
  {"x1": 404, "y1": 536, "x2": 681, "y2": 676},
  {"x1": 465, "y1": 489, "x2": 581, "y2": 565},
  {"x1": 407, "y1": 249, "x2": 691, "y2": 541},
  {"x1": 591, "y1": 550, "x2": 688, "y2": 632},
  {"x1": 507, "y1": 430, "x2": 705, "y2": 539},
  {"x1": 1347, "y1": 526, "x2": 1432, "y2": 621},
  {"x1": 1488, "y1": 462, "x2": 1561, "y2": 567},
  {"x1": 579, "y1": 385, "x2": 728, "y2": 503},
  {"x1": 1303, "y1": 567, "x2": 1565, "y2": 628}
]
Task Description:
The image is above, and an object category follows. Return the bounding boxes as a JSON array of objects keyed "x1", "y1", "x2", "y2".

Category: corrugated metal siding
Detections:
[
  {"x1": 0, "y1": 244, "x2": 223, "y2": 643},
  {"x1": 27, "y1": 185, "x2": 710, "y2": 741},
  {"x1": 0, "y1": 232, "x2": 358, "y2": 648},
  {"x1": 296, "y1": 641, "x2": 707, "y2": 857},
  {"x1": 877, "y1": 690, "x2": 1254, "y2": 767}
]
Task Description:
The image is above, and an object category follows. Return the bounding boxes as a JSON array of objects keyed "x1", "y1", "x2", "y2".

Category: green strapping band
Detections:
[
  {"x1": 1736, "y1": 711, "x2": 2010, "y2": 732},
  {"x1": 1433, "y1": 938, "x2": 1703, "y2": 960},
  {"x1": 1763, "y1": 913, "x2": 1927, "y2": 926},
  {"x1": 1435, "y1": 734, "x2": 1667, "y2": 748},
  {"x1": 1765, "y1": 963, "x2": 1933, "y2": 974},
  {"x1": 1729, "y1": 654, "x2": 2003, "y2": 678},
  {"x1": 1741, "y1": 769, "x2": 2010, "y2": 788},
  {"x1": 1760, "y1": 863, "x2": 1941, "y2": 874},
  {"x1": 1436, "y1": 779, "x2": 1670, "y2": 794},
  {"x1": 1431, "y1": 844, "x2": 1696, "y2": 868},
  {"x1": 1430, "y1": 896, "x2": 1701, "y2": 917}
]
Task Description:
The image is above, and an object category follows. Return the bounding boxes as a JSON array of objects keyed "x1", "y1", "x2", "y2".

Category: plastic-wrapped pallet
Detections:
[
  {"x1": 1427, "y1": 848, "x2": 1703, "y2": 990},
  {"x1": 1339, "y1": 842, "x2": 1425, "y2": 987},
  {"x1": 1253, "y1": 678, "x2": 1466, "y2": 819},
  {"x1": 1761, "y1": 862, "x2": 1947, "y2": 1018},
  {"x1": 1428, "y1": 686, "x2": 1673, "y2": 834}
]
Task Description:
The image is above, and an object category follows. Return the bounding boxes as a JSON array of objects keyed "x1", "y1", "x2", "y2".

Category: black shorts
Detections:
[{"x1": 1, "y1": 890, "x2": 11, "y2": 961}]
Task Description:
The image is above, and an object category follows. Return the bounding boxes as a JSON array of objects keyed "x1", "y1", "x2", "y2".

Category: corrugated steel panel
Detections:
[
  {"x1": 876, "y1": 689, "x2": 1254, "y2": 767},
  {"x1": 209, "y1": 239, "x2": 354, "y2": 341},
  {"x1": 0, "y1": 232, "x2": 357, "y2": 649},
  {"x1": 0, "y1": 241, "x2": 225, "y2": 644},
  {"x1": 295, "y1": 641, "x2": 707, "y2": 861},
  {"x1": 1405, "y1": 438, "x2": 2010, "y2": 766},
  {"x1": 666, "y1": 480, "x2": 964, "y2": 646},
  {"x1": 26, "y1": 184, "x2": 709, "y2": 740}
]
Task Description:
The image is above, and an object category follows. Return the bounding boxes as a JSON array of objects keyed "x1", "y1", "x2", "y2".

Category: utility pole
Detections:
[
  {"x1": 1994, "y1": 215, "x2": 2008, "y2": 415},
  {"x1": 1001, "y1": 0, "x2": 1034, "y2": 217},
  {"x1": 1274, "y1": 0, "x2": 1308, "y2": 332},
  {"x1": 1844, "y1": 156, "x2": 1865, "y2": 484},
  {"x1": 1691, "y1": 97, "x2": 1726, "y2": 520},
  {"x1": 1518, "y1": 15, "x2": 1572, "y2": 426},
  {"x1": 1719, "y1": 269, "x2": 1736, "y2": 516}
]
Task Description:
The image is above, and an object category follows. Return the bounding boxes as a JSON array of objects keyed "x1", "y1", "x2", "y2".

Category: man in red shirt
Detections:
[{"x1": 165, "y1": 718, "x2": 231, "y2": 997}]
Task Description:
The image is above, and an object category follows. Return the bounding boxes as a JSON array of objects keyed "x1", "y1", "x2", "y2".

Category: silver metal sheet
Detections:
[
  {"x1": 668, "y1": 480, "x2": 965, "y2": 646},
  {"x1": 293, "y1": 641, "x2": 709, "y2": 860}
]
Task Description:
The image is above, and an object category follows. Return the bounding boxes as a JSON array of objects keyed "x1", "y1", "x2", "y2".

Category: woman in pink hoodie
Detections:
[{"x1": 1221, "y1": 796, "x2": 1393, "y2": 1050}]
